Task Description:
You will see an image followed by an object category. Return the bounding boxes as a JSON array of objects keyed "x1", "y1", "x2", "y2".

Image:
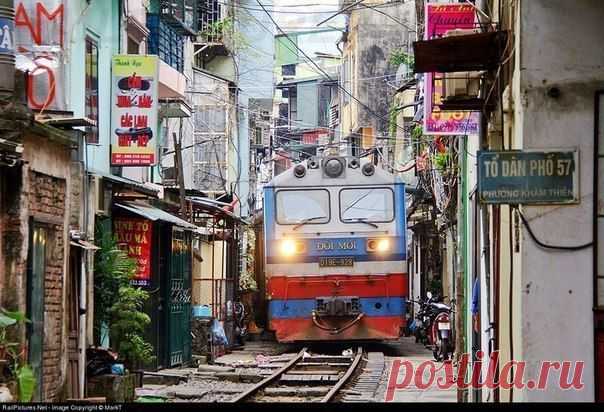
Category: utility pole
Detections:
[{"x1": 173, "y1": 117, "x2": 187, "y2": 219}]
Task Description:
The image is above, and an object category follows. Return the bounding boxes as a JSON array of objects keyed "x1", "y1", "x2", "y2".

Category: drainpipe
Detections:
[{"x1": 0, "y1": 0, "x2": 15, "y2": 99}]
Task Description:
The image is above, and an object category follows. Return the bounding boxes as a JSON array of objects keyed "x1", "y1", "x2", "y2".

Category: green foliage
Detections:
[
  {"x1": 432, "y1": 152, "x2": 449, "y2": 171},
  {"x1": 94, "y1": 225, "x2": 155, "y2": 370},
  {"x1": 0, "y1": 308, "x2": 29, "y2": 348},
  {"x1": 200, "y1": 17, "x2": 233, "y2": 40},
  {"x1": 94, "y1": 226, "x2": 137, "y2": 345},
  {"x1": 109, "y1": 287, "x2": 154, "y2": 369},
  {"x1": 389, "y1": 49, "x2": 415, "y2": 71},
  {"x1": 411, "y1": 124, "x2": 423, "y2": 141},
  {"x1": 388, "y1": 103, "x2": 401, "y2": 138},
  {"x1": 239, "y1": 229, "x2": 258, "y2": 292},
  {"x1": 0, "y1": 308, "x2": 35, "y2": 401},
  {"x1": 16, "y1": 365, "x2": 35, "y2": 402}
]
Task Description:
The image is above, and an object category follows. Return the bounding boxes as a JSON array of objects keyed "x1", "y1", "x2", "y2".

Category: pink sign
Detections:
[{"x1": 424, "y1": 3, "x2": 479, "y2": 135}]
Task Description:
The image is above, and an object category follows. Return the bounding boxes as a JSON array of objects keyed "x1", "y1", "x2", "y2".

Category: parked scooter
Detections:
[{"x1": 409, "y1": 292, "x2": 455, "y2": 361}]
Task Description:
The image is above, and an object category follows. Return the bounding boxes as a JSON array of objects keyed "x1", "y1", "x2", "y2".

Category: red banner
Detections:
[{"x1": 114, "y1": 218, "x2": 153, "y2": 287}]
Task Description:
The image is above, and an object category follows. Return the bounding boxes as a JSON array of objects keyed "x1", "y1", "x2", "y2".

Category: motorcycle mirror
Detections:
[{"x1": 427, "y1": 291, "x2": 433, "y2": 299}]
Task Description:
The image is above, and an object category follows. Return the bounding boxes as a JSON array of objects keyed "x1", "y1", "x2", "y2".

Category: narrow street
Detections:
[{"x1": 0, "y1": 0, "x2": 603, "y2": 408}]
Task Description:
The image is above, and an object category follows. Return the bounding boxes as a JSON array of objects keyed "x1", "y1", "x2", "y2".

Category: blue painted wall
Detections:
[{"x1": 68, "y1": 0, "x2": 120, "y2": 174}]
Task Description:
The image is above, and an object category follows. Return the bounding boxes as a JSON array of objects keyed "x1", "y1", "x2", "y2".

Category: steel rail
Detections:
[
  {"x1": 320, "y1": 347, "x2": 363, "y2": 403},
  {"x1": 230, "y1": 347, "x2": 308, "y2": 403}
]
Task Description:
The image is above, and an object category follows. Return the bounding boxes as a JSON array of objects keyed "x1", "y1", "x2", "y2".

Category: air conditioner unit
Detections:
[{"x1": 443, "y1": 71, "x2": 482, "y2": 100}]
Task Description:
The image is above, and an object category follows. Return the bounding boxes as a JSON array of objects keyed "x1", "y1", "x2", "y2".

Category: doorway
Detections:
[{"x1": 27, "y1": 224, "x2": 46, "y2": 401}]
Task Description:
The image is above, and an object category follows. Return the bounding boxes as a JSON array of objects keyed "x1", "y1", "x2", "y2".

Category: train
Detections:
[{"x1": 263, "y1": 154, "x2": 408, "y2": 342}]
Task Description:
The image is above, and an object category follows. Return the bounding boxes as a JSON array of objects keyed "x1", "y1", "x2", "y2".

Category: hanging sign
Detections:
[
  {"x1": 477, "y1": 150, "x2": 579, "y2": 204},
  {"x1": 424, "y1": 3, "x2": 479, "y2": 135},
  {"x1": 111, "y1": 55, "x2": 159, "y2": 166},
  {"x1": 114, "y1": 218, "x2": 153, "y2": 287}
]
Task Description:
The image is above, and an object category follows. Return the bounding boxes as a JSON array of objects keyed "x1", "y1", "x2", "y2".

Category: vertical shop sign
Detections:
[
  {"x1": 14, "y1": 0, "x2": 66, "y2": 111},
  {"x1": 424, "y1": 3, "x2": 479, "y2": 135},
  {"x1": 114, "y1": 218, "x2": 153, "y2": 287},
  {"x1": 111, "y1": 55, "x2": 159, "y2": 166}
]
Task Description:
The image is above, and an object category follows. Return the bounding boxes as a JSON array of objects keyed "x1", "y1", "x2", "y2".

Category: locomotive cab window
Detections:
[
  {"x1": 276, "y1": 189, "x2": 330, "y2": 225},
  {"x1": 340, "y1": 188, "x2": 394, "y2": 223}
]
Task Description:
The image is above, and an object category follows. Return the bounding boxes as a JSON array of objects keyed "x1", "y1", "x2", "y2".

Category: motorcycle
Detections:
[
  {"x1": 233, "y1": 301, "x2": 248, "y2": 344},
  {"x1": 410, "y1": 292, "x2": 455, "y2": 362}
]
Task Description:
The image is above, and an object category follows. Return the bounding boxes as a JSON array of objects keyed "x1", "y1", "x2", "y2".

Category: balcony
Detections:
[
  {"x1": 158, "y1": 60, "x2": 192, "y2": 118},
  {"x1": 160, "y1": 0, "x2": 198, "y2": 36},
  {"x1": 193, "y1": 0, "x2": 230, "y2": 66}
]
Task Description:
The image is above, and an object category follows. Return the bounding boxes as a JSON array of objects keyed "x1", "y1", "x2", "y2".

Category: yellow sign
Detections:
[{"x1": 110, "y1": 55, "x2": 159, "y2": 166}]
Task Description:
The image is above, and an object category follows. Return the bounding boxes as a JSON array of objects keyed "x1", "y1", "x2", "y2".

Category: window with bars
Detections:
[
  {"x1": 193, "y1": 105, "x2": 228, "y2": 192},
  {"x1": 282, "y1": 64, "x2": 296, "y2": 77},
  {"x1": 194, "y1": 106, "x2": 227, "y2": 133},
  {"x1": 341, "y1": 56, "x2": 350, "y2": 105},
  {"x1": 85, "y1": 36, "x2": 99, "y2": 144},
  {"x1": 160, "y1": 0, "x2": 197, "y2": 31},
  {"x1": 255, "y1": 127, "x2": 263, "y2": 145},
  {"x1": 147, "y1": 14, "x2": 185, "y2": 72},
  {"x1": 198, "y1": 0, "x2": 223, "y2": 34}
]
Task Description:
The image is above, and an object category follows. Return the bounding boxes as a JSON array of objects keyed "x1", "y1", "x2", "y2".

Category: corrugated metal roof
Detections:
[
  {"x1": 89, "y1": 169, "x2": 159, "y2": 197},
  {"x1": 187, "y1": 197, "x2": 249, "y2": 225},
  {"x1": 116, "y1": 201, "x2": 198, "y2": 230}
]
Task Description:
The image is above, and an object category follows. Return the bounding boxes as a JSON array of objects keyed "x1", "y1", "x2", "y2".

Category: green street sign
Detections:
[{"x1": 477, "y1": 150, "x2": 579, "y2": 204}]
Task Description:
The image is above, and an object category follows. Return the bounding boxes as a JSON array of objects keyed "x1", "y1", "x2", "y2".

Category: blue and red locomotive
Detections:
[{"x1": 263, "y1": 155, "x2": 408, "y2": 342}]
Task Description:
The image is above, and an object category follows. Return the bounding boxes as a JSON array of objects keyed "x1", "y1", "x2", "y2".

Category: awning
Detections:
[
  {"x1": 413, "y1": 31, "x2": 509, "y2": 73},
  {"x1": 187, "y1": 197, "x2": 249, "y2": 225},
  {"x1": 70, "y1": 239, "x2": 100, "y2": 250},
  {"x1": 116, "y1": 201, "x2": 198, "y2": 230},
  {"x1": 89, "y1": 169, "x2": 159, "y2": 197}
]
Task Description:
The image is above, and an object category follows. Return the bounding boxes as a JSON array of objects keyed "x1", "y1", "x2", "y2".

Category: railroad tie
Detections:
[{"x1": 341, "y1": 352, "x2": 385, "y2": 403}]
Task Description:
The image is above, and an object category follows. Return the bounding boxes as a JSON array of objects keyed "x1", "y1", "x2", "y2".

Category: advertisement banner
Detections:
[
  {"x1": 111, "y1": 55, "x2": 159, "y2": 166},
  {"x1": 114, "y1": 218, "x2": 153, "y2": 287},
  {"x1": 424, "y1": 3, "x2": 479, "y2": 135}
]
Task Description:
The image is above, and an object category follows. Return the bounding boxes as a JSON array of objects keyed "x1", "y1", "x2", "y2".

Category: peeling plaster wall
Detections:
[
  {"x1": 351, "y1": 2, "x2": 415, "y2": 138},
  {"x1": 513, "y1": 0, "x2": 604, "y2": 401}
]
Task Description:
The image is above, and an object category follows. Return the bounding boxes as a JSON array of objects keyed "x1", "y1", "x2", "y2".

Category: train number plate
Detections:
[{"x1": 319, "y1": 257, "x2": 354, "y2": 267}]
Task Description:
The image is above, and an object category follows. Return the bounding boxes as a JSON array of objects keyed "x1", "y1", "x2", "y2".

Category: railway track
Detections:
[{"x1": 231, "y1": 347, "x2": 363, "y2": 403}]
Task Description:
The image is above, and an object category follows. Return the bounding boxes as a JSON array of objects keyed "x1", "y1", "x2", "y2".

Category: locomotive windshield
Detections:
[
  {"x1": 340, "y1": 188, "x2": 394, "y2": 223},
  {"x1": 276, "y1": 189, "x2": 330, "y2": 225}
]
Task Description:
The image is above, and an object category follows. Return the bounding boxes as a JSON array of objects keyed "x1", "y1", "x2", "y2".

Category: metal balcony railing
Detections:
[{"x1": 160, "y1": 0, "x2": 198, "y2": 35}]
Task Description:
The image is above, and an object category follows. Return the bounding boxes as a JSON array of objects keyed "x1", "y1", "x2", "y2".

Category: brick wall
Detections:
[{"x1": 29, "y1": 171, "x2": 66, "y2": 401}]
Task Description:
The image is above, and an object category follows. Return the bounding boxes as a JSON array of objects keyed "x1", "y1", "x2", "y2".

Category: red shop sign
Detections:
[{"x1": 114, "y1": 217, "x2": 153, "y2": 287}]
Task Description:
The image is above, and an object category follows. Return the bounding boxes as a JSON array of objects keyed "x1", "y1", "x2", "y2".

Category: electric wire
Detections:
[
  {"x1": 515, "y1": 208, "x2": 594, "y2": 251},
  {"x1": 254, "y1": 0, "x2": 410, "y2": 135}
]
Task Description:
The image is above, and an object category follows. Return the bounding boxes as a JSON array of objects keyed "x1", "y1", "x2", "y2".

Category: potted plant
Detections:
[{"x1": 92, "y1": 226, "x2": 155, "y2": 397}]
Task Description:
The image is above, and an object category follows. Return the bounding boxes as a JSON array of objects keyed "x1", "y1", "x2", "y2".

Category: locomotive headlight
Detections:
[
  {"x1": 280, "y1": 239, "x2": 305, "y2": 256},
  {"x1": 367, "y1": 238, "x2": 391, "y2": 253},
  {"x1": 280, "y1": 239, "x2": 297, "y2": 256},
  {"x1": 376, "y1": 238, "x2": 391, "y2": 253}
]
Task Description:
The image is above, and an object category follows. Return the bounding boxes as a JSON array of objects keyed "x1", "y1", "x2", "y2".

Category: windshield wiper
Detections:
[
  {"x1": 342, "y1": 218, "x2": 378, "y2": 228},
  {"x1": 342, "y1": 189, "x2": 375, "y2": 215},
  {"x1": 293, "y1": 215, "x2": 327, "y2": 230}
]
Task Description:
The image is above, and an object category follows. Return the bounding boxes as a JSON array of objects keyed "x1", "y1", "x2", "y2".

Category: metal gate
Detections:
[{"x1": 166, "y1": 227, "x2": 192, "y2": 367}]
